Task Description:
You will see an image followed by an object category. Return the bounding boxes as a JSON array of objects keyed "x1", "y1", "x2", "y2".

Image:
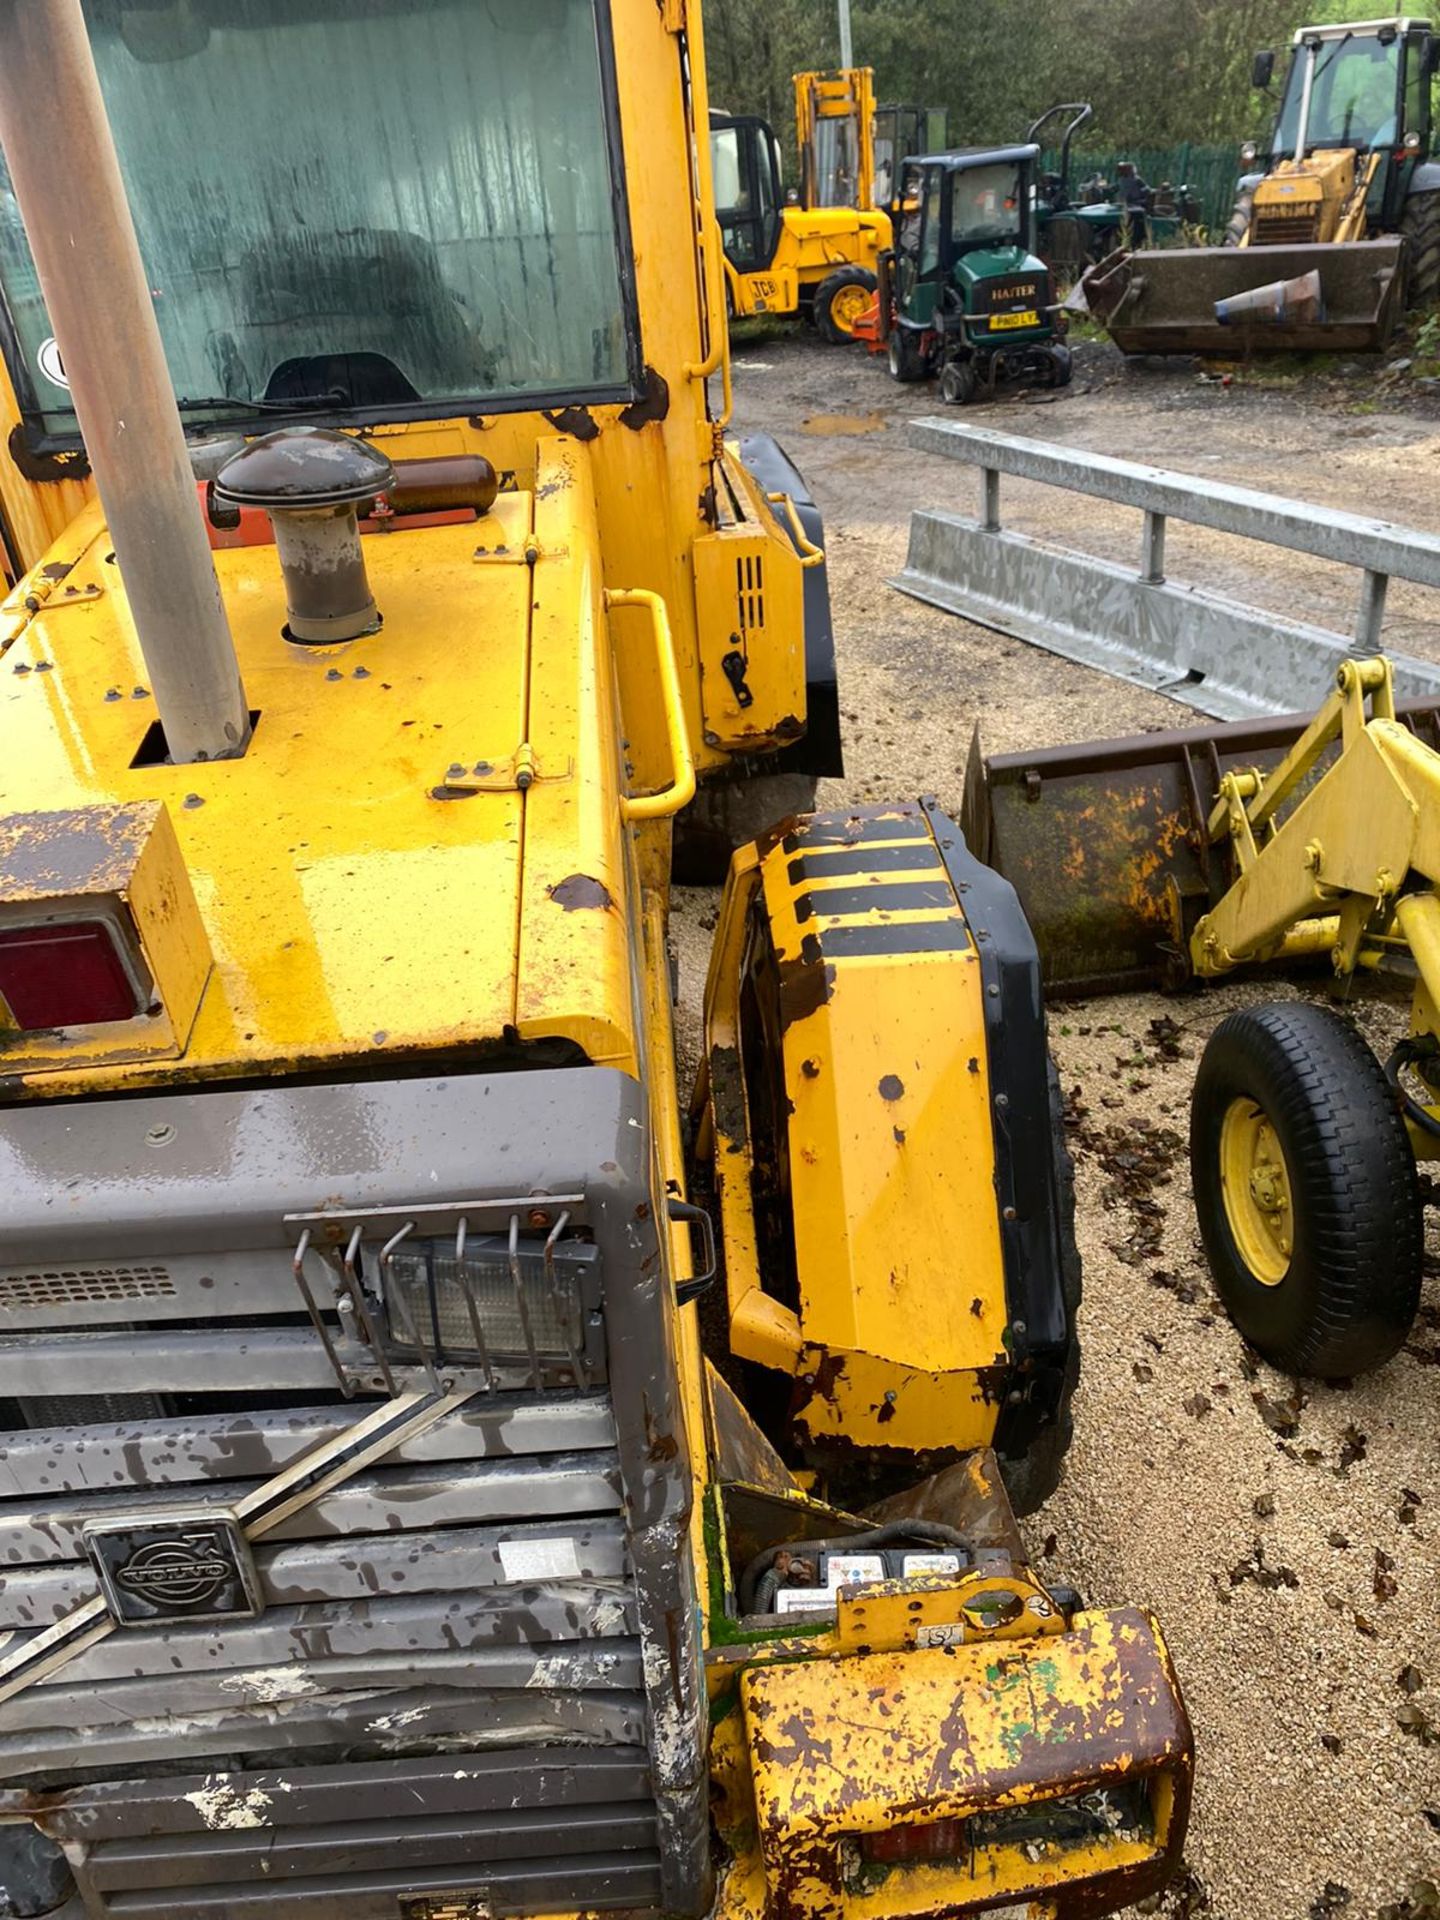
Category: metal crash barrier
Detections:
[{"x1": 892, "y1": 418, "x2": 1440, "y2": 720}]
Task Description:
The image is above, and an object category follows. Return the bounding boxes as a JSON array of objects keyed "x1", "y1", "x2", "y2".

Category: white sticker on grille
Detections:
[{"x1": 498, "y1": 1537, "x2": 581, "y2": 1582}]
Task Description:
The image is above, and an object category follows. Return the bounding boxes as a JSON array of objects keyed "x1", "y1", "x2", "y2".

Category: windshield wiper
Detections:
[
  {"x1": 1311, "y1": 31, "x2": 1353, "y2": 91},
  {"x1": 176, "y1": 389, "x2": 348, "y2": 415}
]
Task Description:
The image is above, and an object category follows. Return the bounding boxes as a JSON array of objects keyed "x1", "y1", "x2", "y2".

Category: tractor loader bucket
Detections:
[
  {"x1": 1079, "y1": 237, "x2": 1404, "y2": 357},
  {"x1": 961, "y1": 698, "x2": 1440, "y2": 997}
]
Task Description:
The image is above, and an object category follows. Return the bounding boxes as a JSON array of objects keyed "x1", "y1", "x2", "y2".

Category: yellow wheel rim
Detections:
[
  {"x1": 1219, "y1": 1098, "x2": 1294, "y2": 1286},
  {"x1": 830, "y1": 283, "x2": 872, "y2": 334}
]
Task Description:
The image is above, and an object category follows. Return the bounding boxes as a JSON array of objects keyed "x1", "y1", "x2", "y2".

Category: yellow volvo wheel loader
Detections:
[
  {"x1": 0, "y1": 4, "x2": 1189, "y2": 1919},
  {"x1": 965, "y1": 659, "x2": 1440, "y2": 1388},
  {"x1": 1081, "y1": 15, "x2": 1440, "y2": 355},
  {"x1": 710, "y1": 67, "x2": 892, "y2": 340}
]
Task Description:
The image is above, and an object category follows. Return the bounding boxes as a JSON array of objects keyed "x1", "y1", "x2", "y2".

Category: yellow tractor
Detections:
[
  {"x1": 0, "y1": 4, "x2": 1190, "y2": 1919},
  {"x1": 1081, "y1": 15, "x2": 1440, "y2": 354},
  {"x1": 967, "y1": 657, "x2": 1440, "y2": 1382},
  {"x1": 710, "y1": 66, "x2": 892, "y2": 340}
]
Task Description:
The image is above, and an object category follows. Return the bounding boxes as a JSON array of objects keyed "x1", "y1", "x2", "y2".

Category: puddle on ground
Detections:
[{"x1": 799, "y1": 411, "x2": 888, "y2": 436}]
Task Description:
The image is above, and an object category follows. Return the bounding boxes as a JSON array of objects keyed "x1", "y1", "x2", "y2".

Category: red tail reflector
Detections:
[
  {"x1": 860, "y1": 1817, "x2": 969, "y2": 1864},
  {"x1": 0, "y1": 922, "x2": 138, "y2": 1030}
]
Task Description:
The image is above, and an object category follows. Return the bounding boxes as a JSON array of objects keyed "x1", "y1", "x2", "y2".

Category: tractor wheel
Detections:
[
  {"x1": 1221, "y1": 191, "x2": 1253, "y2": 248},
  {"x1": 1191, "y1": 1002, "x2": 1423, "y2": 1378},
  {"x1": 1401, "y1": 189, "x2": 1440, "y2": 309},
  {"x1": 1046, "y1": 344, "x2": 1073, "y2": 388},
  {"x1": 671, "y1": 772, "x2": 818, "y2": 886},
  {"x1": 813, "y1": 266, "x2": 878, "y2": 344},
  {"x1": 887, "y1": 325, "x2": 928, "y2": 383},
  {"x1": 938, "y1": 359, "x2": 978, "y2": 406}
]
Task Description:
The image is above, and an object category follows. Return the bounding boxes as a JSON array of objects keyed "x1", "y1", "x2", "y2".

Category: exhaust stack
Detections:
[
  {"x1": 213, "y1": 429, "x2": 393, "y2": 646},
  {"x1": 0, "y1": 0, "x2": 250, "y2": 763}
]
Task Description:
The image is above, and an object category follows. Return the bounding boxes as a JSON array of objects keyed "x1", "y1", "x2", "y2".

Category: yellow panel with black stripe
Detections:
[{"x1": 700, "y1": 799, "x2": 1076, "y2": 1501}]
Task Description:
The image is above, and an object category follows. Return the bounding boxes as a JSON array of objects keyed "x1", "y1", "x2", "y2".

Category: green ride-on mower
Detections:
[{"x1": 880, "y1": 144, "x2": 1072, "y2": 404}]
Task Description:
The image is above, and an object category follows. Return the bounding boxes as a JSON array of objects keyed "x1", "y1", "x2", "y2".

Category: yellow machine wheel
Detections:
[
  {"x1": 1217, "y1": 1098, "x2": 1293, "y2": 1285},
  {"x1": 1191, "y1": 1002, "x2": 1423, "y2": 1378},
  {"x1": 813, "y1": 265, "x2": 877, "y2": 345}
]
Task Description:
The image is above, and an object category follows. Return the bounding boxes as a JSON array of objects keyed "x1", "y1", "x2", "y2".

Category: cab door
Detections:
[
  {"x1": 710, "y1": 114, "x2": 783, "y2": 273},
  {"x1": 892, "y1": 162, "x2": 945, "y2": 326}
]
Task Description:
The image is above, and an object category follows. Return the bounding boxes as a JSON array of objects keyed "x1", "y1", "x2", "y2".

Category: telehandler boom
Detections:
[{"x1": 0, "y1": 4, "x2": 1189, "y2": 1919}]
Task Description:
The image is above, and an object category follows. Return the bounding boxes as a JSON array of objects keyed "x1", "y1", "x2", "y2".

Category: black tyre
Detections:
[
  {"x1": 1001, "y1": 1058, "x2": 1082, "y2": 1517},
  {"x1": 938, "y1": 358, "x2": 978, "y2": 406},
  {"x1": 1191, "y1": 1002, "x2": 1423, "y2": 1378},
  {"x1": 887, "y1": 324, "x2": 928, "y2": 383},
  {"x1": 1401, "y1": 188, "x2": 1440, "y2": 309},
  {"x1": 671, "y1": 772, "x2": 818, "y2": 885},
  {"x1": 1046, "y1": 343, "x2": 1073, "y2": 388},
  {"x1": 1221, "y1": 191, "x2": 1253, "y2": 249},
  {"x1": 813, "y1": 266, "x2": 878, "y2": 344}
]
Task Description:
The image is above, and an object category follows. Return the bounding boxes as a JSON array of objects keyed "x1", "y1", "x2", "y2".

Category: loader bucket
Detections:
[
  {"x1": 962, "y1": 699, "x2": 1440, "y2": 997},
  {"x1": 1079, "y1": 237, "x2": 1404, "y2": 356}
]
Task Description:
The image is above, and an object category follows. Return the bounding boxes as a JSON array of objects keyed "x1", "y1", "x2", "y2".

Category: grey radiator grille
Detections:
[
  {"x1": 26, "y1": 1750, "x2": 661, "y2": 1920},
  {"x1": 0, "y1": 1393, "x2": 661, "y2": 1915}
]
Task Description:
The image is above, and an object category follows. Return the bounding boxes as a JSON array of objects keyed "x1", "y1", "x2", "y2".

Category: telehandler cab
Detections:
[
  {"x1": 710, "y1": 67, "x2": 890, "y2": 341},
  {"x1": 0, "y1": 4, "x2": 1189, "y2": 1919}
]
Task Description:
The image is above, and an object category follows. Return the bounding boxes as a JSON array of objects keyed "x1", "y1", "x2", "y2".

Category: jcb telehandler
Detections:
[
  {"x1": 0, "y1": 4, "x2": 1189, "y2": 1919},
  {"x1": 1080, "y1": 15, "x2": 1440, "y2": 355},
  {"x1": 711, "y1": 67, "x2": 891, "y2": 340}
]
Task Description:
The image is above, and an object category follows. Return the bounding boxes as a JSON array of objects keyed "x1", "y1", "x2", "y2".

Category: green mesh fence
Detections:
[{"x1": 1039, "y1": 143, "x2": 1244, "y2": 237}]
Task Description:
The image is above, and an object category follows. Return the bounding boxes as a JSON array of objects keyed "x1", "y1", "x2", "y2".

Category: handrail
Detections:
[
  {"x1": 909, "y1": 418, "x2": 1440, "y2": 589},
  {"x1": 895, "y1": 418, "x2": 1440, "y2": 720},
  {"x1": 605, "y1": 588, "x2": 697, "y2": 822},
  {"x1": 767, "y1": 491, "x2": 826, "y2": 568}
]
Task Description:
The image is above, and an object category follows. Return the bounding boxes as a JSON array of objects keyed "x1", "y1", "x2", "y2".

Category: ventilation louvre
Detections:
[
  {"x1": 0, "y1": 1266, "x2": 176, "y2": 1308},
  {"x1": 735, "y1": 552, "x2": 765, "y2": 635}
]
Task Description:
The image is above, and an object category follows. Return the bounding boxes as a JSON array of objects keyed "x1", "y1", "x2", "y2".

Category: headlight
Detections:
[
  {"x1": 1240, "y1": 141, "x2": 1258, "y2": 164},
  {"x1": 1405, "y1": 130, "x2": 1423, "y2": 152},
  {"x1": 383, "y1": 1230, "x2": 599, "y2": 1371}
]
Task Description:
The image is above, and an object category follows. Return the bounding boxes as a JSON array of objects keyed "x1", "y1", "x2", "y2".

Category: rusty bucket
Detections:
[
  {"x1": 1078, "y1": 237, "x2": 1404, "y2": 357},
  {"x1": 962, "y1": 700, "x2": 1440, "y2": 997}
]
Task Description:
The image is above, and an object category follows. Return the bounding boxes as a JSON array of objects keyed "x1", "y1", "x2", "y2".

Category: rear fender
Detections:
[{"x1": 697, "y1": 801, "x2": 1069, "y2": 1469}]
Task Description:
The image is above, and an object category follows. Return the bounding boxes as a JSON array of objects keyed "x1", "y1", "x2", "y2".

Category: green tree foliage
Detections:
[{"x1": 704, "y1": 0, "x2": 1344, "y2": 155}]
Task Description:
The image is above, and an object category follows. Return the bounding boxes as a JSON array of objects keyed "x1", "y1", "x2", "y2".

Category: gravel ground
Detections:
[{"x1": 674, "y1": 333, "x2": 1440, "y2": 1920}]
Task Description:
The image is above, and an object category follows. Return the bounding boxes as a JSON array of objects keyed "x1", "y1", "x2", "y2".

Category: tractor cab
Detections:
[{"x1": 884, "y1": 145, "x2": 1071, "y2": 403}]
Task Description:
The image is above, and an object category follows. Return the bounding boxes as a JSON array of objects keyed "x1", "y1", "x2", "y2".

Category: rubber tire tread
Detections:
[
  {"x1": 1401, "y1": 189, "x2": 1440, "y2": 310},
  {"x1": 1001, "y1": 1058, "x2": 1082, "y2": 1517},
  {"x1": 887, "y1": 326, "x2": 928, "y2": 382},
  {"x1": 1191, "y1": 1001, "x2": 1422, "y2": 1379},
  {"x1": 814, "y1": 266, "x2": 878, "y2": 345},
  {"x1": 671, "y1": 773, "x2": 818, "y2": 885}
]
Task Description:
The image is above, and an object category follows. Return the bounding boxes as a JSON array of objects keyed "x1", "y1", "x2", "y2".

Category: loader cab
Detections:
[
  {"x1": 1265, "y1": 19, "x2": 1438, "y2": 161},
  {"x1": 0, "y1": 0, "x2": 647, "y2": 447},
  {"x1": 709, "y1": 110, "x2": 785, "y2": 273}
]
